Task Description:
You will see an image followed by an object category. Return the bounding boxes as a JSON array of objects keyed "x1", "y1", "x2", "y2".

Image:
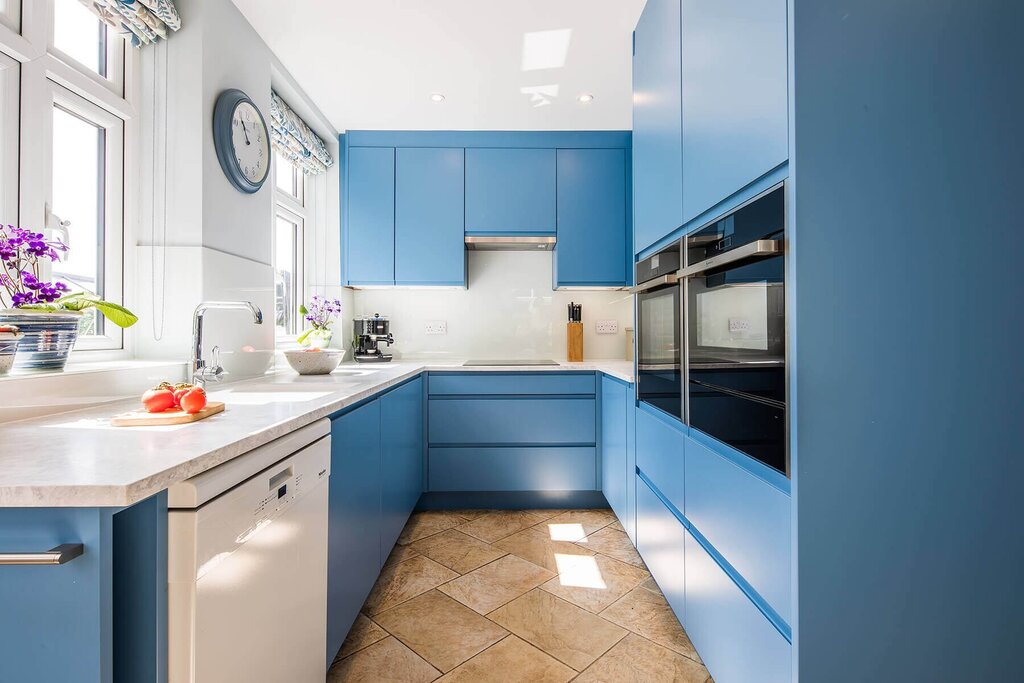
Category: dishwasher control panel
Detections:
[{"x1": 252, "y1": 438, "x2": 330, "y2": 524}]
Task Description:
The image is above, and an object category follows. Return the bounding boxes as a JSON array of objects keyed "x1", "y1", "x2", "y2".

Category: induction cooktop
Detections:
[{"x1": 462, "y1": 359, "x2": 560, "y2": 367}]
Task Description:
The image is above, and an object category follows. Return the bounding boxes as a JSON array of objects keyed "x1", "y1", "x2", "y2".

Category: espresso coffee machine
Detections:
[{"x1": 353, "y1": 314, "x2": 394, "y2": 363}]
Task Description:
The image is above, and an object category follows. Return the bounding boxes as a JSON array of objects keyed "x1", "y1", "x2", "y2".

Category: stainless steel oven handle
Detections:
[
  {"x1": 681, "y1": 240, "x2": 782, "y2": 278},
  {"x1": 630, "y1": 272, "x2": 681, "y2": 294},
  {"x1": 0, "y1": 543, "x2": 84, "y2": 565}
]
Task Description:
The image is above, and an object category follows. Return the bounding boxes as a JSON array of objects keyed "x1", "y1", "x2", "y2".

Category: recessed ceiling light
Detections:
[
  {"x1": 429, "y1": 93, "x2": 446, "y2": 103},
  {"x1": 577, "y1": 93, "x2": 594, "y2": 103}
]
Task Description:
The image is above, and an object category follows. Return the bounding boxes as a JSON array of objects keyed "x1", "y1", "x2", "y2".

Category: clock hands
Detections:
[{"x1": 240, "y1": 119, "x2": 251, "y2": 146}]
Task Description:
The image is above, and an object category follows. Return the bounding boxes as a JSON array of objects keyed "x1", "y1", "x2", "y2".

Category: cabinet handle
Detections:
[{"x1": 0, "y1": 543, "x2": 84, "y2": 565}]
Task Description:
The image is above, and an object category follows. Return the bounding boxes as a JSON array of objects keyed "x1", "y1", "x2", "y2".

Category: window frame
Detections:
[{"x1": 272, "y1": 154, "x2": 309, "y2": 343}]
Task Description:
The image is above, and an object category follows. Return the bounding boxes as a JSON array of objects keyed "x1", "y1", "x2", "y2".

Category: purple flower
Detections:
[
  {"x1": 11, "y1": 291, "x2": 37, "y2": 306},
  {"x1": 21, "y1": 271, "x2": 40, "y2": 290}
]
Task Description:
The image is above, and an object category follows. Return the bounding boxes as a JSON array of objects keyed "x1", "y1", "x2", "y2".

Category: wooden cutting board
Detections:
[{"x1": 110, "y1": 402, "x2": 225, "y2": 427}]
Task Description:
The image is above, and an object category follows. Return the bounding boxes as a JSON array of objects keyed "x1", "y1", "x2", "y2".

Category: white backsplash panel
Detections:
[{"x1": 351, "y1": 251, "x2": 633, "y2": 361}]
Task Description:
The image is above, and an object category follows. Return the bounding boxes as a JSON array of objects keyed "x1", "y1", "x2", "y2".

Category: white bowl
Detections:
[{"x1": 283, "y1": 349, "x2": 346, "y2": 375}]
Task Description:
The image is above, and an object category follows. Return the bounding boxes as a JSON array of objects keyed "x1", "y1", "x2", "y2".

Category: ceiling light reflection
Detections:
[{"x1": 521, "y1": 29, "x2": 572, "y2": 71}]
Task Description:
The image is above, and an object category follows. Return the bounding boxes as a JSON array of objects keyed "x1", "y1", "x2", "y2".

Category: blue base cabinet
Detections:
[
  {"x1": 379, "y1": 377, "x2": 425, "y2": 564},
  {"x1": 635, "y1": 475, "x2": 687, "y2": 624},
  {"x1": 635, "y1": 405, "x2": 686, "y2": 515},
  {"x1": 601, "y1": 376, "x2": 633, "y2": 532}
]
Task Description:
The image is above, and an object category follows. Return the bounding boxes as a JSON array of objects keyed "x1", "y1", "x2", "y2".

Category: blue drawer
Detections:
[
  {"x1": 635, "y1": 405, "x2": 686, "y2": 514},
  {"x1": 685, "y1": 435, "x2": 791, "y2": 624},
  {"x1": 429, "y1": 447, "x2": 597, "y2": 491},
  {"x1": 429, "y1": 398, "x2": 596, "y2": 445},
  {"x1": 428, "y1": 372, "x2": 596, "y2": 396},
  {"x1": 684, "y1": 528, "x2": 791, "y2": 683},
  {"x1": 635, "y1": 475, "x2": 686, "y2": 622}
]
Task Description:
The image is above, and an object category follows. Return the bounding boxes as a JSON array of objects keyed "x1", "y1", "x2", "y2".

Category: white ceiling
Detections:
[{"x1": 231, "y1": 0, "x2": 646, "y2": 132}]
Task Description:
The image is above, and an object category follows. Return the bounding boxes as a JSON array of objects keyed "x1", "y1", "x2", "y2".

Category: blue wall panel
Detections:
[{"x1": 395, "y1": 148, "x2": 465, "y2": 286}]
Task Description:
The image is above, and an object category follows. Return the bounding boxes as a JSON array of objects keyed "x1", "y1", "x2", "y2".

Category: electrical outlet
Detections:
[
  {"x1": 596, "y1": 320, "x2": 619, "y2": 334},
  {"x1": 728, "y1": 317, "x2": 751, "y2": 333},
  {"x1": 425, "y1": 320, "x2": 447, "y2": 335}
]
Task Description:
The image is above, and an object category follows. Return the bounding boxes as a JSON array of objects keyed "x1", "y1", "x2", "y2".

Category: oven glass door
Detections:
[
  {"x1": 637, "y1": 283, "x2": 682, "y2": 420},
  {"x1": 687, "y1": 255, "x2": 786, "y2": 474}
]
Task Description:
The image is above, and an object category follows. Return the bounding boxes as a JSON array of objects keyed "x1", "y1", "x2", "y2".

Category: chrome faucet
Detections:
[{"x1": 191, "y1": 301, "x2": 263, "y2": 386}]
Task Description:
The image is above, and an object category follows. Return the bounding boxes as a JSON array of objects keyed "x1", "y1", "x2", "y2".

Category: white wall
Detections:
[{"x1": 352, "y1": 251, "x2": 633, "y2": 361}]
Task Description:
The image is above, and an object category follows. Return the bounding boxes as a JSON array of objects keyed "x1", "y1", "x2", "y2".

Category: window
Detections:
[
  {"x1": 274, "y1": 150, "x2": 302, "y2": 203},
  {"x1": 273, "y1": 154, "x2": 307, "y2": 339},
  {"x1": 52, "y1": 0, "x2": 106, "y2": 76}
]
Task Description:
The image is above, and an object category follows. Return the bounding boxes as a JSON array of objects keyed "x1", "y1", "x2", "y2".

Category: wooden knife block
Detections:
[{"x1": 566, "y1": 322, "x2": 584, "y2": 362}]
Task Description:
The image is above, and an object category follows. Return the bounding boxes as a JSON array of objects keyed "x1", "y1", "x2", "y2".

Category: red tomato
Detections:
[
  {"x1": 142, "y1": 387, "x2": 176, "y2": 413},
  {"x1": 179, "y1": 387, "x2": 208, "y2": 415},
  {"x1": 173, "y1": 384, "x2": 193, "y2": 408}
]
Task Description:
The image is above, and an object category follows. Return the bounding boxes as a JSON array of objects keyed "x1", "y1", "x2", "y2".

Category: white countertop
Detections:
[{"x1": 0, "y1": 360, "x2": 632, "y2": 507}]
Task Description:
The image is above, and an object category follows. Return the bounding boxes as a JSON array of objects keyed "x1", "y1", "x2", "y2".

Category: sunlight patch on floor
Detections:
[
  {"x1": 554, "y1": 553, "x2": 607, "y2": 589},
  {"x1": 547, "y1": 522, "x2": 587, "y2": 542}
]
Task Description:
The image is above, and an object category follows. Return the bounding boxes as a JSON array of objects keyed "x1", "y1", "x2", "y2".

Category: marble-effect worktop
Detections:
[{"x1": 0, "y1": 360, "x2": 632, "y2": 508}]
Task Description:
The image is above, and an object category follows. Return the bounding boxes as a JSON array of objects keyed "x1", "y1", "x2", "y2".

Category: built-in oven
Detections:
[
  {"x1": 683, "y1": 184, "x2": 788, "y2": 475},
  {"x1": 633, "y1": 241, "x2": 684, "y2": 421}
]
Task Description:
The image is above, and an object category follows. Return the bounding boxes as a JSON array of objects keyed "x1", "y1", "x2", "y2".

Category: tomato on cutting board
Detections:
[
  {"x1": 141, "y1": 385, "x2": 176, "y2": 413},
  {"x1": 179, "y1": 387, "x2": 208, "y2": 415}
]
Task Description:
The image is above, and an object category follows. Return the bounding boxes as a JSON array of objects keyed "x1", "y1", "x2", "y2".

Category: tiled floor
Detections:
[{"x1": 326, "y1": 509, "x2": 713, "y2": 683}]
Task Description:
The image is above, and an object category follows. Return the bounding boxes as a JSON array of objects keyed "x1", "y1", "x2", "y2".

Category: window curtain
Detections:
[
  {"x1": 79, "y1": 0, "x2": 181, "y2": 47},
  {"x1": 270, "y1": 91, "x2": 334, "y2": 175}
]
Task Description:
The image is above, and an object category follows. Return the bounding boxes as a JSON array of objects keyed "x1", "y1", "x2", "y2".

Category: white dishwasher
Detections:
[{"x1": 167, "y1": 419, "x2": 331, "y2": 683}]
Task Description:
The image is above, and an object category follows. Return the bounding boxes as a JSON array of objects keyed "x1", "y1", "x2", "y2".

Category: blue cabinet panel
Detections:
[
  {"x1": 429, "y1": 447, "x2": 597, "y2": 492},
  {"x1": 685, "y1": 435, "x2": 791, "y2": 623},
  {"x1": 380, "y1": 378, "x2": 424, "y2": 565},
  {"x1": 327, "y1": 401, "x2": 382, "y2": 663},
  {"x1": 395, "y1": 148, "x2": 465, "y2": 286},
  {"x1": 635, "y1": 476, "x2": 687, "y2": 625},
  {"x1": 601, "y1": 376, "x2": 629, "y2": 523},
  {"x1": 632, "y1": 0, "x2": 684, "y2": 254},
  {"x1": 345, "y1": 147, "x2": 395, "y2": 285},
  {"x1": 555, "y1": 149, "x2": 628, "y2": 287},
  {"x1": 680, "y1": 0, "x2": 788, "y2": 223},
  {"x1": 428, "y1": 372, "x2": 595, "y2": 396},
  {"x1": 465, "y1": 148, "x2": 556, "y2": 234},
  {"x1": 624, "y1": 384, "x2": 637, "y2": 543},
  {"x1": 684, "y1": 529, "x2": 791, "y2": 683},
  {"x1": 429, "y1": 398, "x2": 596, "y2": 445},
  {"x1": 635, "y1": 405, "x2": 686, "y2": 514}
]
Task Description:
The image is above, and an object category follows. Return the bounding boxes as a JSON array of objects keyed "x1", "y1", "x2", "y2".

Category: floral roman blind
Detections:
[
  {"x1": 79, "y1": 0, "x2": 181, "y2": 47},
  {"x1": 270, "y1": 91, "x2": 334, "y2": 175}
]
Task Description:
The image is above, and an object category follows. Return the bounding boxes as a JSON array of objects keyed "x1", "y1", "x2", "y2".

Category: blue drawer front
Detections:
[
  {"x1": 429, "y1": 447, "x2": 597, "y2": 491},
  {"x1": 685, "y1": 435, "x2": 791, "y2": 624},
  {"x1": 635, "y1": 406, "x2": 686, "y2": 514},
  {"x1": 635, "y1": 475, "x2": 686, "y2": 622},
  {"x1": 428, "y1": 372, "x2": 596, "y2": 396},
  {"x1": 684, "y1": 529, "x2": 791, "y2": 683},
  {"x1": 429, "y1": 398, "x2": 596, "y2": 445}
]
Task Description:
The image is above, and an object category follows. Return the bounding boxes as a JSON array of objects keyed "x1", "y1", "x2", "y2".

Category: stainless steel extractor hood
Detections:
[{"x1": 464, "y1": 235, "x2": 556, "y2": 251}]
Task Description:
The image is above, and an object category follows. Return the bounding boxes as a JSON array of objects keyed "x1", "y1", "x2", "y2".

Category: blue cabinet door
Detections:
[
  {"x1": 680, "y1": 0, "x2": 788, "y2": 223},
  {"x1": 380, "y1": 378, "x2": 424, "y2": 564},
  {"x1": 601, "y1": 376, "x2": 629, "y2": 521},
  {"x1": 555, "y1": 149, "x2": 628, "y2": 287},
  {"x1": 345, "y1": 147, "x2": 395, "y2": 285},
  {"x1": 327, "y1": 401, "x2": 381, "y2": 663},
  {"x1": 624, "y1": 383, "x2": 637, "y2": 543},
  {"x1": 635, "y1": 405, "x2": 686, "y2": 514},
  {"x1": 635, "y1": 475, "x2": 687, "y2": 626},
  {"x1": 632, "y1": 0, "x2": 683, "y2": 254},
  {"x1": 429, "y1": 398, "x2": 596, "y2": 445},
  {"x1": 395, "y1": 148, "x2": 465, "y2": 286},
  {"x1": 465, "y1": 148, "x2": 556, "y2": 234}
]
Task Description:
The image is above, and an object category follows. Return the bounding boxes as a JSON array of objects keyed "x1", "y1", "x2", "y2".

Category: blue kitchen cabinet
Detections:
[
  {"x1": 624, "y1": 383, "x2": 637, "y2": 543},
  {"x1": 635, "y1": 475, "x2": 687, "y2": 626},
  {"x1": 379, "y1": 378, "x2": 424, "y2": 563},
  {"x1": 345, "y1": 147, "x2": 395, "y2": 285},
  {"x1": 327, "y1": 400, "x2": 382, "y2": 663},
  {"x1": 465, "y1": 148, "x2": 556, "y2": 234},
  {"x1": 428, "y1": 372, "x2": 595, "y2": 396},
  {"x1": 680, "y1": 0, "x2": 788, "y2": 224},
  {"x1": 632, "y1": 0, "x2": 684, "y2": 255},
  {"x1": 601, "y1": 376, "x2": 629, "y2": 525},
  {"x1": 395, "y1": 148, "x2": 466, "y2": 286},
  {"x1": 429, "y1": 398, "x2": 596, "y2": 445},
  {"x1": 635, "y1": 404, "x2": 686, "y2": 515},
  {"x1": 555, "y1": 148, "x2": 629, "y2": 287},
  {"x1": 429, "y1": 447, "x2": 597, "y2": 492}
]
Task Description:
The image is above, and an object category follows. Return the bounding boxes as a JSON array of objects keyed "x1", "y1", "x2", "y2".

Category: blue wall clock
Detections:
[{"x1": 213, "y1": 89, "x2": 271, "y2": 194}]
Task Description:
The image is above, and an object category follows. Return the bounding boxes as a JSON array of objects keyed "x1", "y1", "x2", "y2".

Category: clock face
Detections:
[{"x1": 230, "y1": 101, "x2": 269, "y2": 185}]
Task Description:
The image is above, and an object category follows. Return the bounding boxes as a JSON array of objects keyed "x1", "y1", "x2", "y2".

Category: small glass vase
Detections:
[
  {"x1": 0, "y1": 309, "x2": 82, "y2": 371},
  {"x1": 299, "y1": 327, "x2": 333, "y2": 350}
]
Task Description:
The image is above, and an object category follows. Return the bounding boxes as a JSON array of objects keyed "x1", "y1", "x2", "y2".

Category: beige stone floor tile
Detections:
[
  {"x1": 580, "y1": 526, "x2": 647, "y2": 568},
  {"x1": 639, "y1": 576, "x2": 663, "y2": 596},
  {"x1": 438, "y1": 554, "x2": 555, "y2": 614},
  {"x1": 600, "y1": 587, "x2": 700, "y2": 662},
  {"x1": 449, "y1": 509, "x2": 491, "y2": 521},
  {"x1": 397, "y1": 511, "x2": 465, "y2": 545},
  {"x1": 363, "y1": 554, "x2": 459, "y2": 615},
  {"x1": 540, "y1": 551, "x2": 650, "y2": 613},
  {"x1": 410, "y1": 529, "x2": 507, "y2": 574},
  {"x1": 493, "y1": 525, "x2": 595, "y2": 573},
  {"x1": 539, "y1": 509, "x2": 618, "y2": 541},
  {"x1": 374, "y1": 590, "x2": 508, "y2": 673},
  {"x1": 436, "y1": 635, "x2": 576, "y2": 683},
  {"x1": 488, "y1": 588, "x2": 626, "y2": 671},
  {"x1": 334, "y1": 613, "x2": 389, "y2": 662},
  {"x1": 326, "y1": 636, "x2": 441, "y2": 683},
  {"x1": 384, "y1": 544, "x2": 421, "y2": 568},
  {"x1": 456, "y1": 509, "x2": 551, "y2": 543},
  {"x1": 574, "y1": 633, "x2": 710, "y2": 683},
  {"x1": 607, "y1": 519, "x2": 625, "y2": 532}
]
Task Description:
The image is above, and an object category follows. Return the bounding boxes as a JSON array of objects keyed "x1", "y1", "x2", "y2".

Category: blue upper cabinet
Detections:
[
  {"x1": 345, "y1": 147, "x2": 395, "y2": 285},
  {"x1": 632, "y1": 0, "x2": 684, "y2": 255},
  {"x1": 555, "y1": 148, "x2": 628, "y2": 288},
  {"x1": 680, "y1": 0, "x2": 788, "y2": 224},
  {"x1": 465, "y1": 148, "x2": 556, "y2": 234},
  {"x1": 395, "y1": 148, "x2": 466, "y2": 286}
]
